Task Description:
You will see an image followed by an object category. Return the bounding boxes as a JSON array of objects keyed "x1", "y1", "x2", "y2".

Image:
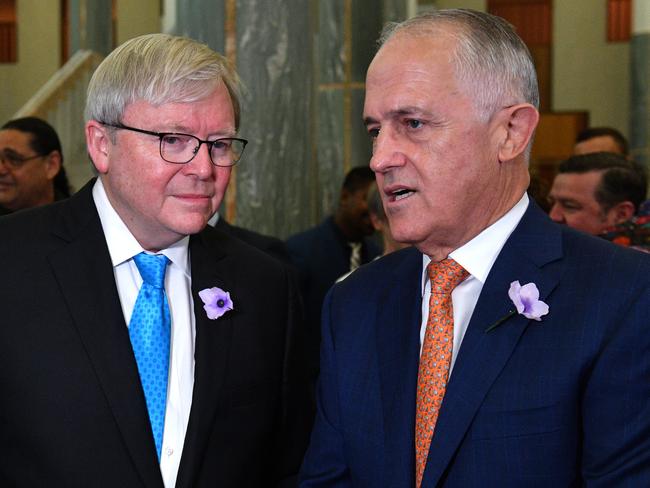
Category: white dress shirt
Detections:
[
  {"x1": 420, "y1": 193, "x2": 529, "y2": 376},
  {"x1": 93, "y1": 179, "x2": 195, "y2": 488}
]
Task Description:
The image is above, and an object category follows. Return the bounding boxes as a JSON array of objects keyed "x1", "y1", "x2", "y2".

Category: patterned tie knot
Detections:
[
  {"x1": 133, "y1": 252, "x2": 169, "y2": 289},
  {"x1": 427, "y1": 258, "x2": 468, "y2": 295}
]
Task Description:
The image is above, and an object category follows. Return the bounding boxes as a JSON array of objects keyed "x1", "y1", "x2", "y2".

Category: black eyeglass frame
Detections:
[
  {"x1": 0, "y1": 151, "x2": 46, "y2": 169},
  {"x1": 101, "y1": 122, "x2": 248, "y2": 167}
]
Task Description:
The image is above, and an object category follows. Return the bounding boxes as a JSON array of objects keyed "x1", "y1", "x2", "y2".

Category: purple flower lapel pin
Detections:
[
  {"x1": 485, "y1": 280, "x2": 549, "y2": 333},
  {"x1": 508, "y1": 281, "x2": 549, "y2": 321},
  {"x1": 198, "y1": 287, "x2": 234, "y2": 320}
]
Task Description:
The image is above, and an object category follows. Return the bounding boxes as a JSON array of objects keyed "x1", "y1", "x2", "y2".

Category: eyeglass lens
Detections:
[
  {"x1": 160, "y1": 134, "x2": 244, "y2": 166},
  {"x1": 0, "y1": 151, "x2": 40, "y2": 168}
]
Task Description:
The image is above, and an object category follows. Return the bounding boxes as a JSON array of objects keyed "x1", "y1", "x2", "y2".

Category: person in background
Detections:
[
  {"x1": 286, "y1": 166, "x2": 381, "y2": 381},
  {"x1": 574, "y1": 126, "x2": 629, "y2": 157},
  {"x1": 547, "y1": 152, "x2": 647, "y2": 235},
  {"x1": 337, "y1": 182, "x2": 410, "y2": 282},
  {"x1": 0, "y1": 116, "x2": 71, "y2": 214},
  {"x1": 366, "y1": 181, "x2": 409, "y2": 256},
  {"x1": 299, "y1": 9, "x2": 650, "y2": 487},
  {"x1": 0, "y1": 33, "x2": 310, "y2": 488}
]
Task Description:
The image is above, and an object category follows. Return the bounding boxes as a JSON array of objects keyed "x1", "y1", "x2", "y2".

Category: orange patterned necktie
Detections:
[{"x1": 415, "y1": 258, "x2": 468, "y2": 488}]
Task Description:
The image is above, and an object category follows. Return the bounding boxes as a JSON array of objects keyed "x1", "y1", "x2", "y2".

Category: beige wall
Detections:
[
  {"x1": 116, "y1": 0, "x2": 161, "y2": 46},
  {"x1": 434, "y1": 0, "x2": 486, "y2": 11},
  {"x1": 0, "y1": 0, "x2": 61, "y2": 123},
  {"x1": 553, "y1": 0, "x2": 629, "y2": 136},
  {"x1": 0, "y1": 0, "x2": 161, "y2": 124}
]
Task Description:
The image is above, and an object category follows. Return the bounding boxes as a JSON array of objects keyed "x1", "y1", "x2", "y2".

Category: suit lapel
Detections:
[
  {"x1": 47, "y1": 182, "x2": 163, "y2": 487},
  {"x1": 421, "y1": 203, "x2": 564, "y2": 487},
  {"x1": 376, "y1": 247, "x2": 422, "y2": 487},
  {"x1": 175, "y1": 229, "x2": 232, "y2": 488}
]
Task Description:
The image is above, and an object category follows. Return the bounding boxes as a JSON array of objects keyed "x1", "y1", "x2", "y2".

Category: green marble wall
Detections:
[{"x1": 173, "y1": 0, "x2": 407, "y2": 238}]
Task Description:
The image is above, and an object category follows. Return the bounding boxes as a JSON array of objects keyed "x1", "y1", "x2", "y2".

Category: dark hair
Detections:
[
  {"x1": 1, "y1": 116, "x2": 71, "y2": 198},
  {"x1": 558, "y1": 152, "x2": 647, "y2": 212},
  {"x1": 576, "y1": 127, "x2": 628, "y2": 156},
  {"x1": 342, "y1": 166, "x2": 375, "y2": 193}
]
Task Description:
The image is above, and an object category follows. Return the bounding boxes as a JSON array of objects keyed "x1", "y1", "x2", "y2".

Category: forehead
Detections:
[
  {"x1": 364, "y1": 32, "x2": 468, "y2": 116},
  {"x1": 0, "y1": 129, "x2": 33, "y2": 151},
  {"x1": 552, "y1": 171, "x2": 603, "y2": 198},
  {"x1": 122, "y1": 82, "x2": 235, "y2": 133},
  {"x1": 574, "y1": 136, "x2": 621, "y2": 155}
]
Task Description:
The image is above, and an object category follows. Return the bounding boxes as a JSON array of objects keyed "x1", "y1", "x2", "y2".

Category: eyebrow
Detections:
[
  {"x1": 363, "y1": 107, "x2": 432, "y2": 127},
  {"x1": 163, "y1": 124, "x2": 237, "y2": 138}
]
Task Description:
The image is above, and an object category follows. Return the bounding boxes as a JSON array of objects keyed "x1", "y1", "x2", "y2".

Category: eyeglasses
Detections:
[
  {"x1": 0, "y1": 150, "x2": 45, "y2": 169},
  {"x1": 101, "y1": 122, "x2": 248, "y2": 167}
]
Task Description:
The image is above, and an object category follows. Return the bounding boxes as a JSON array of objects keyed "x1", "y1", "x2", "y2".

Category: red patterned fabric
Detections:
[{"x1": 415, "y1": 258, "x2": 468, "y2": 488}]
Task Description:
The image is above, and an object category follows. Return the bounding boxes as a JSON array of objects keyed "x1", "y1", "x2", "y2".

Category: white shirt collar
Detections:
[
  {"x1": 422, "y1": 193, "x2": 529, "y2": 290},
  {"x1": 92, "y1": 178, "x2": 190, "y2": 276}
]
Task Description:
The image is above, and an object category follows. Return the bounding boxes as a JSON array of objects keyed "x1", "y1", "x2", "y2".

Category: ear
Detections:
[
  {"x1": 369, "y1": 212, "x2": 384, "y2": 232},
  {"x1": 340, "y1": 187, "x2": 352, "y2": 205},
  {"x1": 496, "y1": 103, "x2": 539, "y2": 163},
  {"x1": 43, "y1": 150, "x2": 62, "y2": 180},
  {"x1": 606, "y1": 200, "x2": 636, "y2": 225},
  {"x1": 85, "y1": 120, "x2": 112, "y2": 174}
]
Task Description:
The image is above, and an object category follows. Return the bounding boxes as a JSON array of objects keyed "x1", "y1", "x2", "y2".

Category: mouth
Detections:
[
  {"x1": 174, "y1": 192, "x2": 212, "y2": 199},
  {"x1": 173, "y1": 193, "x2": 213, "y2": 205},
  {"x1": 385, "y1": 186, "x2": 415, "y2": 202}
]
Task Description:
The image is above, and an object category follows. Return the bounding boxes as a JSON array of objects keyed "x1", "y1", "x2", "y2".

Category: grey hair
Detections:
[
  {"x1": 85, "y1": 33, "x2": 242, "y2": 130},
  {"x1": 379, "y1": 9, "x2": 539, "y2": 121}
]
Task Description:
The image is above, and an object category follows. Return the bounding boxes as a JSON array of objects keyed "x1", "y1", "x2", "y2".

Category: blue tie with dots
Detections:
[{"x1": 129, "y1": 252, "x2": 171, "y2": 460}]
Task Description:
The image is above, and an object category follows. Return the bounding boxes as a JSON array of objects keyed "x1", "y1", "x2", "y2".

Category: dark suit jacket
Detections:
[
  {"x1": 286, "y1": 217, "x2": 382, "y2": 379},
  {"x1": 0, "y1": 181, "x2": 311, "y2": 487},
  {"x1": 299, "y1": 202, "x2": 650, "y2": 487},
  {"x1": 213, "y1": 217, "x2": 292, "y2": 266}
]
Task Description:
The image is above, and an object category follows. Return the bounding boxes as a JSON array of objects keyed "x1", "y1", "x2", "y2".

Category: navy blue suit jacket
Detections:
[{"x1": 299, "y1": 202, "x2": 650, "y2": 487}]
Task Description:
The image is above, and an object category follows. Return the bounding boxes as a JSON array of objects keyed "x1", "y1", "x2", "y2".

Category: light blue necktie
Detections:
[{"x1": 129, "y1": 252, "x2": 171, "y2": 460}]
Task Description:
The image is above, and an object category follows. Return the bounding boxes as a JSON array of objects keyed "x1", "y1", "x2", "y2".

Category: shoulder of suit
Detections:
[{"x1": 198, "y1": 224, "x2": 288, "y2": 274}]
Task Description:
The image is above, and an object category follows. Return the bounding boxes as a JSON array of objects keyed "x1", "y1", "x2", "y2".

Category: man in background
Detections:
[
  {"x1": 366, "y1": 181, "x2": 409, "y2": 256},
  {"x1": 336, "y1": 182, "x2": 410, "y2": 282},
  {"x1": 0, "y1": 34, "x2": 309, "y2": 487},
  {"x1": 0, "y1": 116, "x2": 71, "y2": 214},
  {"x1": 300, "y1": 9, "x2": 650, "y2": 487},
  {"x1": 286, "y1": 166, "x2": 381, "y2": 379},
  {"x1": 574, "y1": 126, "x2": 629, "y2": 156},
  {"x1": 548, "y1": 152, "x2": 646, "y2": 235}
]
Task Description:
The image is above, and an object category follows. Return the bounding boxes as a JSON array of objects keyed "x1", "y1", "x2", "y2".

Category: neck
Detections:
[{"x1": 334, "y1": 212, "x2": 363, "y2": 242}]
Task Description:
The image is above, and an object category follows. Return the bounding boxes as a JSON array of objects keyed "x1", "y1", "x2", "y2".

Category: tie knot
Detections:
[
  {"x1": 427, "y1": 258, "x2": 468, "y2": 294},
  {"x1": 348, "y1": 242, "x2": 362, "y2": 271},
  {"x1": 133, "y1": 252, "x2": 169, "y2": 289}
]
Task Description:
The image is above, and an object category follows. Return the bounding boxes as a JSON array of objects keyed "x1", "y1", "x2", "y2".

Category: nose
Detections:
[
  {"x1": 369, "y1": 128, "x2": 407, "y2": 173},
  {"x1": 548, "y1": 203, "x2": 564, "y2": 223},
  {"x1": 184, "y1": 142, "x2": 215, "y2": 179}
]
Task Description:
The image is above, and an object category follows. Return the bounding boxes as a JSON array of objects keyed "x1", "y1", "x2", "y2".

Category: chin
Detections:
[{"x1": 171, "y1": 214, "x2": 210, "y2": 236}]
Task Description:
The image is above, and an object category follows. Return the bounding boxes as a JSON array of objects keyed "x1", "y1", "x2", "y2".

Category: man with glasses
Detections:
[
  {"x1": 0, "y1": 34, "x2": 310, "y2": 487},
  {"x1": 0, "y1": 116, "x2": 71, "y2": 214}
]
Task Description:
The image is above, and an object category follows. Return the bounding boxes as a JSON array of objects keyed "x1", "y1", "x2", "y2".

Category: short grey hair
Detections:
[
  {"x1": 85, "y1": 33, "x2": 242, "y2": 130},
  {"x1": 379, "y1": 9, "x2": 539, "y2": 121}
]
